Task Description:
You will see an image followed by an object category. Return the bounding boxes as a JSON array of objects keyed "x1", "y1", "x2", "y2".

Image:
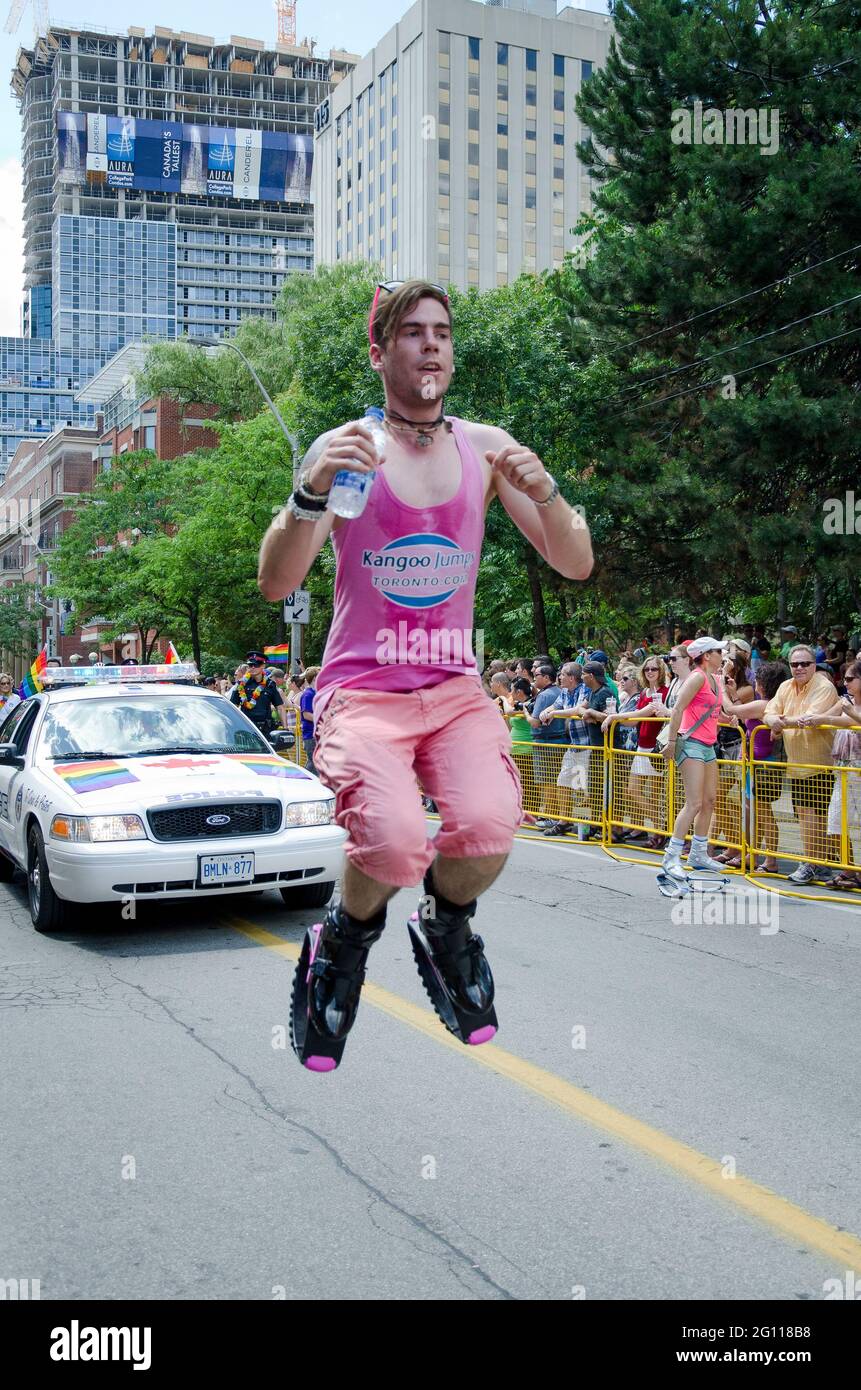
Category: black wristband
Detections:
[
  {"x1": 290, "y1": 486, "x2": 328, "y2": 514},
  {"x1": 291, "y1": 487, "x2": 327, "y2": 513},
  {"x1": 297, "y1": 467, "x2": 329, "y2": 499}
]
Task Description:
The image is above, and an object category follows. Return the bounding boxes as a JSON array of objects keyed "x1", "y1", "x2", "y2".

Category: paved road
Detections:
[{"x1": 2, "y1": 831, "x2": 859, "y2": 1301}]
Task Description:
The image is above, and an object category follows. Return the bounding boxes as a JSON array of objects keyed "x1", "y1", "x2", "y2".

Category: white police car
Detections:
[{"x1": 0, "y1": 665, "x2": 345, "y2": 932}]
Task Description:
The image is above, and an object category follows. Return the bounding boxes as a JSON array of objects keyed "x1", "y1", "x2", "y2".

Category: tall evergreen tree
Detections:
[{"x1": 557, "y1": 0, "x2": 860, "y2": 626}]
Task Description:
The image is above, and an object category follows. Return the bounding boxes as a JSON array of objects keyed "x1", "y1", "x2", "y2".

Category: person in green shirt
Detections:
[
  {"x1": 491, "y1": 672, "x2": 537, "y2": 823},
  {"x1": 779, "y1": 625, "x2": 800, "y2": 660}
]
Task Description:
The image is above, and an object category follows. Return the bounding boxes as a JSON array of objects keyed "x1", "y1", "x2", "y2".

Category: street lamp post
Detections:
[{"x1": 193, "y1": 336, "x2": 304, "y2": 674}]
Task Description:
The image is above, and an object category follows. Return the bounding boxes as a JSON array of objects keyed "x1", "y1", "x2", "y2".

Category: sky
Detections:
[{"x1": 0, "y1": 0, "x2": 604, "y2": 334}]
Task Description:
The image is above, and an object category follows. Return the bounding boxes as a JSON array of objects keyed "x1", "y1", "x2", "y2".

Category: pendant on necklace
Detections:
[{"x1": 416, "y1": 430, "x2": 433, "y2": 447}]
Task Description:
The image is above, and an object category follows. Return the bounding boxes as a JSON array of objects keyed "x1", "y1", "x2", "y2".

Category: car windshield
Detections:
[{"x1": 35, "y1": 695, "x2": 271, "y2": 762}]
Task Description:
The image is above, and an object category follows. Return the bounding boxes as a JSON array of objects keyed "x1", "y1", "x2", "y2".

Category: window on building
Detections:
[
  {"x1": 525, "y1": 187, "x2": 537, "y2": 209},
  {"x1": 469, "y1": 36, "x2": 480, "y2": 61},
  {"x1": 497, "y1": 80, "x2": 508, "y2": 101},
  {"x1": 582, "y1": 60, "x2": 593, "y2": 81},
  {"x1": 469, "y1": 108, "x2": 480, "y2": 131},
  {"x1": 497, "y1": 120, "x2": 507, "y2": 136},
  {"x1": 526, "y1": 49, "x2": 537, "y2": 72},
  {"x1": 497, "y1": 42, "x2": 508, "y2": 66},
  {"x1": 439, "y1": 31, "x2": 450, "y2": 54},
  {"x1": 554, "y1": 54, "x2": 565, "y2": 78},
  {"x1": 554, "y1": 89, "x2": 565, "y2": 111}
]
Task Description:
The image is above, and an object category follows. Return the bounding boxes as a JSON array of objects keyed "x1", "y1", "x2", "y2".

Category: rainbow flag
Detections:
[
  {"x1": 225, "y1": 754, "x2": 310, "y2": 779},
  {"x1": 264, "y1": 644, "x2": 290, "y2": 665},
  {"x1": 165, "y1": 642, "x2": 181, "y2": 665},
  {"x1": 52, "y1": 760, "x2": 141, "y2": 794},
  {"x1": 18, "y1": 645, "x2": 47, "y2": 699}
]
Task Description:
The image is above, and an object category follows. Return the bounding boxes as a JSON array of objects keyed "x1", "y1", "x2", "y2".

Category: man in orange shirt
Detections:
[{"x1": 764, "y1": 645, "x2": 840, "y2": 885}]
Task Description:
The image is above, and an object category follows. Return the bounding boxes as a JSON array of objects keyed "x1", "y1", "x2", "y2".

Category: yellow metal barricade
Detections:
[
  {"x1": 747, "y1": 724, "x2": 860, "y2": 900},
  {"x1": 605, "y1": 717, "x2": 745, "y2": 869},
  {"x1": 509, "y1": 738, "x2": 603, "y2": 835},
  {"x1": 272, "y1": 709, "x2": 306, "y2": 767}
]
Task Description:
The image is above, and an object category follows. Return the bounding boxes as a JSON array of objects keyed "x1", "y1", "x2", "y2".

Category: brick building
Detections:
[{"x1": 0, "y1": 342, "x2": 219, "y2": 676}]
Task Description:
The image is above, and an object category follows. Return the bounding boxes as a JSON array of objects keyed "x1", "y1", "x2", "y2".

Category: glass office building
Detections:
[{"x1": 2, "y1": 22, "x2": 358, "y2": 473}]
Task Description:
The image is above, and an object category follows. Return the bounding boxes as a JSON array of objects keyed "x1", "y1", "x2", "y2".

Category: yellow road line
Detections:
[{"x1": 228, "y1": 915, "x2": 861, "y2": 1271}]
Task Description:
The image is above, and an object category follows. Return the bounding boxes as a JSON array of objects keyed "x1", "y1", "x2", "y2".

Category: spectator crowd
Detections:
[{"x1": 484, "y1": 623, "x2": 861, "y2": 890}]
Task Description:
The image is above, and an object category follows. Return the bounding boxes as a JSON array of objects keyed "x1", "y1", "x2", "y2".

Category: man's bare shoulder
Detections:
[
  {"x1": 457, "y1": 419, "x2": 515, "y2": 453},
  {"x1": 302, "y1": 426, "x2": 339, "y2": 465}
]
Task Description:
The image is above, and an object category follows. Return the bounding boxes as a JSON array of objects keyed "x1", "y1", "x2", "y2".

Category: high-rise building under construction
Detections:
[{"x1": 1, "y1": 22, "x2": 357, "y2": 472}]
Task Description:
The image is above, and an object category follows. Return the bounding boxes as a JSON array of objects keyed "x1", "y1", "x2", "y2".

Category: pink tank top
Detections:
[
  {"x1": 315, "y1": 416, "x2": 485, "y2": 719},
  {"x1": 679, "y1": 673, "x2": 721, "y2": 745}
]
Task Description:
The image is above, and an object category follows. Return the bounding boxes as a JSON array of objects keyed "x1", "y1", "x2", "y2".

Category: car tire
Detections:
[
  {"x1": 0, "y1": 850, "x2": 15, "y2": 882},
  {"x1": 279, "y1": 879, "x2": 335, "y2": 911},
  {"x1": 27, "y1": 825, "x2": 73, "y2": 933}
]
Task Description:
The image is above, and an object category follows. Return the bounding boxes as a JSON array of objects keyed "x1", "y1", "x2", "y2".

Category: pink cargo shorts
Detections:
[{"x1": 313, "y1": 675, "x2": 523, "y2": 887}]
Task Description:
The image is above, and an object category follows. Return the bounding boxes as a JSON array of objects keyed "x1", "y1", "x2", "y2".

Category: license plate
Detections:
[{"x1": 198, "y1": 852, "x2": 255, "y2": 887}]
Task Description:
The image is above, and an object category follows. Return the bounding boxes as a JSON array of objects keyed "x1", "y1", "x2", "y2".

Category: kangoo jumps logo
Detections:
[{"x1": 361, "y1": 533, "x2": 476, "y2": 609}]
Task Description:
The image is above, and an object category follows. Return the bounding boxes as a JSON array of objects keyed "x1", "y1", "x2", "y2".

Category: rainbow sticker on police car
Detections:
[{"x1": 51, "y1": 760, "x2": 142, "y2": 794}]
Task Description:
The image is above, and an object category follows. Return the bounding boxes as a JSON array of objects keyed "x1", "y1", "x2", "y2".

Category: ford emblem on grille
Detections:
[{"x1": 206, "y1": 814, "x2": 231, "y2": 826}]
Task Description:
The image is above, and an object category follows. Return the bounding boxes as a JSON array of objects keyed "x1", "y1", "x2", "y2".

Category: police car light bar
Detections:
[{"x1": 40, "y1": 664, "x2": 200, "y2": 687}]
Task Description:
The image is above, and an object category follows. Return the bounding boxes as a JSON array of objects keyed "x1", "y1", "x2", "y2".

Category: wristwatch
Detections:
[{"x1": 534, "y1": 476, "x2": 559, "y2": 507}]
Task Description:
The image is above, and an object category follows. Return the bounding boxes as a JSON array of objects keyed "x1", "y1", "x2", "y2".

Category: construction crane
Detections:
[
  {"x1": 4, "y1": 0, "x2": 49, "y2": 37},
  {"x1": 275, "y1": 0, "x2": 297, "y2": 47}
]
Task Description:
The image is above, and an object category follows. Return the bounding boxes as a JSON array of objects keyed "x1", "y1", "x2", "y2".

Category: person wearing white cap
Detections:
[{"x1": 659, "y1": 638, "x2": 727, "y2": 877}]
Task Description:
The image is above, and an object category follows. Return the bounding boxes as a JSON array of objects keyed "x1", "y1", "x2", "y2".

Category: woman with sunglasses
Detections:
[
  {"x1": 0, "y1": 673, "x2": 21, "y2": 723},
  {"x1": 763, "y1": 646, "x2": 839, "y2": 885},
  {"x1": 259, "y1": 278, "x2": 593, "y2": 1072},
  {"x1": 615, "y1": 656, "x2": 669, "y2": 848}
]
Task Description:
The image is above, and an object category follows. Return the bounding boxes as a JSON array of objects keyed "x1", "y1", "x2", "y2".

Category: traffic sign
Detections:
[{"x1": 284, "y1": 589, "x2": 310, "y2": 625}]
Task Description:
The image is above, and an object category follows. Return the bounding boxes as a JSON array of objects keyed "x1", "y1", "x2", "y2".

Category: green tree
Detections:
[
  {"x1": 558, "y1": 0, "x2": 861, "y2": 631},
  {"x1": 0, "y1": 581, "x2": 42, "y2": 667}
]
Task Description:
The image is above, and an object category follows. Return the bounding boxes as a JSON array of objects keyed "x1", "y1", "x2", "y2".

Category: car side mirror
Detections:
[{"x1": 0, "y1": 743, "x2": 23, "y2": 767}]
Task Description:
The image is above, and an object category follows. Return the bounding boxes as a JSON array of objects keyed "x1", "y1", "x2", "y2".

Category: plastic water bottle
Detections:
[
  {"x1": 328, "y1": 406, "x2": 386, "y2": 518},
  {"x1": 606, "y1": 696, "x2": 617, "y2": 715}
]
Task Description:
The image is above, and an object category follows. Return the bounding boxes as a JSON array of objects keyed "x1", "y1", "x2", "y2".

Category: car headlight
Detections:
[
  {"x1": 283, "y1": 799, "x2": 335, "y2": 828},
  {"x1": 50, "y1": 814, "x2": 147, "y2": 843}
]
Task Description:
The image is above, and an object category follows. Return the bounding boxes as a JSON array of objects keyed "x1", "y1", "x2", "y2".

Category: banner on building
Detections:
[{"x1": 57, "y1": 115, "x2": 313, "y2": 203}]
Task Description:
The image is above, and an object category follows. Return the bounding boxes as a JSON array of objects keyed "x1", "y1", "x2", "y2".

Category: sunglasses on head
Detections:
[{"x1": 368, "y1": 280, "x2": 450, "y2": 344}]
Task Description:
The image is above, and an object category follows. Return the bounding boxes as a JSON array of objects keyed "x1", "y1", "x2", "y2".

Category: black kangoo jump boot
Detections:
[
  {"x1": 408, "y1": 869, "x2": 497, "y2": 1046},
  {"x1": 290, "y1": 903, "x2": 385, "y2": 1072}
]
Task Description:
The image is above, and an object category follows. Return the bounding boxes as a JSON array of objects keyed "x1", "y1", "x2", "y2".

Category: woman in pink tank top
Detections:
[{"x1": 660, "y1": 638, "x2": 727, "y2": 877}]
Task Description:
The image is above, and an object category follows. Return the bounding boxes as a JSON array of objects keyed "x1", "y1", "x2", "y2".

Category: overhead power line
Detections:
[
  {"x1": 586, "y1": 241, "x2": 861, "y2": 359},
  {"x1": 607, "y1": 292, "x2": 861, "y2": 405},
  {"x1": 605, "y1": 323, "x2": 861, "y2": 422}
]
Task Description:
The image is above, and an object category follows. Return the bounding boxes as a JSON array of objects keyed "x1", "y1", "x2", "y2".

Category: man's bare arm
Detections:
[
  {"x1": 483, "y1": 429, "x2": 593, "y2": 581},
  {"x1": 258, "y1": 434, "x2": 336, "y2": 601}
]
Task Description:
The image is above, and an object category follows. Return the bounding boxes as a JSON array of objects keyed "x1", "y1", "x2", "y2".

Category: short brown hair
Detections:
[{"x1": 371, "y1": 279, "x2": 451, "y2": 350}]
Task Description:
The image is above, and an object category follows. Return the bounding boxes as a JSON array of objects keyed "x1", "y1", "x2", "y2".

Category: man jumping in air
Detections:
[{"x1": 259, "y1": 279, "x2": 593, "y2": 1071}]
